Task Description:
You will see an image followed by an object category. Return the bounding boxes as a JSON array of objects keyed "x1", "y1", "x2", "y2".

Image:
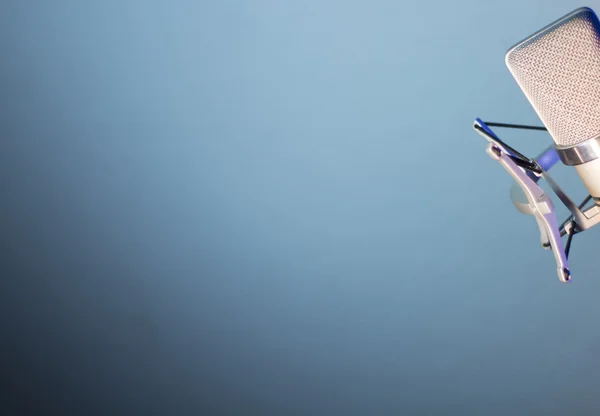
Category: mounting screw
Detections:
[{"x1": 561, "y1": 268, "x2": 571, "y2": 283}]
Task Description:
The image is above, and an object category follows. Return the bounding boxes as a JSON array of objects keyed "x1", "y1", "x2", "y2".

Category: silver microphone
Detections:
[{"x1": 506, "y1": 7, "x2": 600, "y2": 201}]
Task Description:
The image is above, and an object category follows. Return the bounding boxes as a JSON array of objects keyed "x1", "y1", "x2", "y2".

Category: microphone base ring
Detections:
[{"x1": 555, "y1": 135, "x2": 600, "y2": 166}]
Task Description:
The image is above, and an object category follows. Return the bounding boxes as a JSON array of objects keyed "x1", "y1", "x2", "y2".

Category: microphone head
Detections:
[{"x1": 506, "y1": 7, "x2": 600, "y2": 148}]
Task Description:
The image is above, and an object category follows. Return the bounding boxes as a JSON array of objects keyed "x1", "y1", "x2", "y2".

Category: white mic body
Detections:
[
  {"x1": 506, "y1": 7, "x2": 600, "y2": 202},
  {"x1": 576, "y1": 159, "x2": 600, "y2": 198}
]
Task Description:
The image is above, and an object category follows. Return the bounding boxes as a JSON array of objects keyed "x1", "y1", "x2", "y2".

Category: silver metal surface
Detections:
[
  {"x1": 485, "y1": 142, "x2": 570, "y2": 282},
  {"x1": 555, "y1": 135, "x2": 600, "y2": 165},
  {"x1": 584, "y1": 204, "x2": 600, "y2": 221},
  {"x1": 540, "y1": 168, "x2": 600, "y2": 230},
  {"x1": 506, "y1": 7, "x2": 600, "y2": 148}
]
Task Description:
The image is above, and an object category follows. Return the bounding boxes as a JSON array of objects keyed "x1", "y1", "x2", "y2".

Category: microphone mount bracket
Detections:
[{"x1": 473, "y1": 118, "x2": 598, "y2": 282}]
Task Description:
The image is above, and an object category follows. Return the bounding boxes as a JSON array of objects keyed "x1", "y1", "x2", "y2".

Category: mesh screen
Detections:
[{"x1": 506, "y1": 8, "x2": 600, "y2": 147}]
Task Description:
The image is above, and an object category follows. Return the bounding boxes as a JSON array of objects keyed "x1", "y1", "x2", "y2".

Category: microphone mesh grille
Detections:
[{"x1": 506, "y1": 8, "x2": 600, "y2": 147}]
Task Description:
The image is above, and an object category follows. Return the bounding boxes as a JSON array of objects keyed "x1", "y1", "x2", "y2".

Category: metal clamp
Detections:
[
  {"x1": 540, "y1": 169, "x2": 600, "y2": 231},
  {"x1": 486, "y1": 143, "x2": 571, "y2": 282}
]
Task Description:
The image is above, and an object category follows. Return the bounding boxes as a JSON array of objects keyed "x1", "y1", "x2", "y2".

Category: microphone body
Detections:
[
  {"x1": 506, "y1": 7, "x2": 600, "y2": 201},
  {"x1": 576, "y1": 159, "x2": 600, "y2": 199}
]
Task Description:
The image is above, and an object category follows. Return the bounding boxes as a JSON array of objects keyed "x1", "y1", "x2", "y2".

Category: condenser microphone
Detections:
[{"x1": 506, "y1": 7, "x2": 600, "y2": 201}]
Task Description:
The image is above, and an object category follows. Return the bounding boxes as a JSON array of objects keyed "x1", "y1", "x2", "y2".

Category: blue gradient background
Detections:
[{"x1": 3, "y1": 1, "x2": 600, "y2": 414}]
